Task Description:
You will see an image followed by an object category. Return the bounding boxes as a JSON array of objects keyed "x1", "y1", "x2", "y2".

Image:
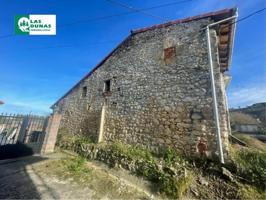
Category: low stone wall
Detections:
[
  {"x1": 59, "y1": 141, "x2": 176, "y2": 176},
  {"x1": 58, "y1": 139, "x2": 193, "y2": 198}
]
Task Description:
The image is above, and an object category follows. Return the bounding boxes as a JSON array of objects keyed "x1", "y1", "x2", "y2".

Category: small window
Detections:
[
  {"x1": 164, "y1": 46, "x2": 176, "y2": 60},
  {"x1": 104, "y1": 80, "x2": 111, "y2": 92},
  {"x1": 82, "y1": 86, "x2": 87, "y2": 97}
]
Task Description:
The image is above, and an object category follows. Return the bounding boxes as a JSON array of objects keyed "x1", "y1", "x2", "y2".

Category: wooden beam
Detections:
[
  {"x1": 219, "y1": 24, "x2": 230, "y2": 34},
  {"x1": 219, "y1": 51, "x2": 228, "y2": 57},
  {"x1": 220, "y1": 58, "x2": 228, "y2": 63},
  {"x1": 218, "y1": 44, "x2": 228, "y2": 51}
]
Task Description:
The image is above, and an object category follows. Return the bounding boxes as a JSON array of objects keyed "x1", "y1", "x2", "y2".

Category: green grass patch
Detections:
[
  {"x1": 238, "y1": 184, "x2": 266, "y2": 200},
  {"x1": 231, "y1": 147, "x2": 266, "y2": 190},
  {"x1": 35, "y1": 157, "x2": 148, "y2": 199},
  {"x1": 59, "y1": 157, "x2": 93, "y2": 182},
  {"x1": 110, "y1": 142, "x2": 154, "y2": 161},
  {"x1": 234, "y1": 133, "x2": 266, "y2": 152},
  {"x1": 160, "y1": 173, "x2": 194, "y2": 198},
  {"x1": 56, "y1": 134, "x2": 265, "y2": 199}
]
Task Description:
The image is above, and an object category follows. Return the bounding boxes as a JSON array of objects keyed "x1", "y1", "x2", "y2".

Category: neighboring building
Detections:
[
  {"x1": 51, "y1": 8, "x2": 237, "y2": 159},
  {"x1": 230, "y1": 102, "x2": 266, "y2": 126},
  {"x1": 230, "y1": 112, "x2": 261, "y2": 133}
]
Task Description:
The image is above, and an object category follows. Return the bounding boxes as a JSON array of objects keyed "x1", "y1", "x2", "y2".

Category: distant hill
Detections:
[{"x1": 230, "y1": 102, "x2": 266, "y2": 126}]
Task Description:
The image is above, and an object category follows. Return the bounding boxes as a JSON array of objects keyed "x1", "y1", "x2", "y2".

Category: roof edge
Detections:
[
  {"x1": 51, "y1": 7, "x2": 237, "y2": 109},
  {"x1": 132, "y1": 8, "x2": 236, "y2": 34},
  {"x1": 51, "y1": 34, "x2": 132, "y2": 108}
]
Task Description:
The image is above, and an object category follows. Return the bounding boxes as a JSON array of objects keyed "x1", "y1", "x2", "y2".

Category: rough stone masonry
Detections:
[{"x1": 51, "y1": 8, "x2": 237, "y2": 159}]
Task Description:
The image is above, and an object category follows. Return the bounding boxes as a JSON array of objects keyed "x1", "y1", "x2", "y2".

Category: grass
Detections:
[
  {"x1": 237, "y1": 184, "x2": 266, "y2": 200},
  {"x1": 110, "y1": 142, "x2": 155, "y2": 161},
  {"x1": 65, "y1": 157, "x2": 92, "y2": 174},
  {"x1": 234, "y1": 133, "x2": 266, "y2": 152},
  {"x1": 57, "y1": 134, "x2": 266, "y2": 199},
  {"x1": 109, "y1": 143, "x2": 193, "y2": 198},
  {"x1": 230, "y1": 145, "x2": 266, "y2": 190},
  {"x1": 159, "y1": 172, "x2": 194, "y2": 198},
  {"x1": 36, "y1": 156, "x2": 148, "y2": 199}
]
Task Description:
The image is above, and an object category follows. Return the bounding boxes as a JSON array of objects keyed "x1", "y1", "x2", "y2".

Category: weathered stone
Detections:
[
  {"x1": 199, "y1": 177, "x2": 209, "y2": 186},
  {"x1": 53, "y1": 12, "x2": 232, "y2": 158},
  {"x1": 191, "y1": 112, "x2": 203, "y2": 120},
  {"x1": 221, "y1": 167, "x2": 234, "y2": 181}
]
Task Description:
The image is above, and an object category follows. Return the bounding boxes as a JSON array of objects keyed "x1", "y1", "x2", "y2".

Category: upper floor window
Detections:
[
  {"x1": 82, "y1": 86, "x2": 87, "y2": 97},
  {"x1": 104, "y1": 80, "x2": 111, "y2": 92},
  {"x1": 164, "y1": 46, "x2": 176, "y2": 60}
]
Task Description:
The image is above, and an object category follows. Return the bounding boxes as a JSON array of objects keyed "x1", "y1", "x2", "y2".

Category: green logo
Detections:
[
  {"x1": 15, "y1": 15, "x2": 30, "y2": 35},
  {"x1": 14, "y1": 15, "x2": 56, "y2": 35}
]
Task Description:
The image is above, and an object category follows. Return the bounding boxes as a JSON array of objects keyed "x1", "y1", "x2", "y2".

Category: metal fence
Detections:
[{"x1": 0, "y1": 113, "x2": 48, "y2": 153}]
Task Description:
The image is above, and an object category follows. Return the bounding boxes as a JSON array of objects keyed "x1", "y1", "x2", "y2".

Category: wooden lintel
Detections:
[
  {"x1": 219, "y1": 24, "x2": 230, "y2": 34},
  {"x1": 219, "y1": 35, "x2": 229, "y2": 44}
]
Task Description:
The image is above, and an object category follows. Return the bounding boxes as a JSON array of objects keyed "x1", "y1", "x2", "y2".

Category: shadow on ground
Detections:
[
  {"x1": 0, "y1": 143, "x2": 34, "y2": 160},
  {"x1": 0, "y1": 155, "x2": 53, "y2": 199}
]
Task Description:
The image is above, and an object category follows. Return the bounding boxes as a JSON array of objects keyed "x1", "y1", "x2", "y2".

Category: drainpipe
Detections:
[{"x1": 206, "y1": 13, "x2": 238, "y2": 164}]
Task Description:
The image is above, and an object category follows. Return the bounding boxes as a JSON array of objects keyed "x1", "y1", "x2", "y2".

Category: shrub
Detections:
[
  {"x1": 58, "y1": 138, "x2": 194, "y2": 198},
  {"x1": 260, "y1": 127, "x2": 266, "y2": 135},
  {"x1": 164, "y1": 147, "x2": 176, "y2": 166},
  {"x1": 159, "y1": 172, "x2": 193, "y2": 198},
  {"x1": 238, "y1": 184, "x2": 266, "y2": 200},
  {"x1": 234, "y1": 134, "x2": 266, "y2": 152},
  {"x1": 56, "y1": 133, "x2": 93, "y2": 150},
  {"x1": 63, "y1": 157, "x2": 92, "y2": 175},
  {"x1": 110, "y1": 142, "x2": 154, "y2": 161},
  {"x1": 231, "y1": 147, "x2": 266, "y2": 190}
]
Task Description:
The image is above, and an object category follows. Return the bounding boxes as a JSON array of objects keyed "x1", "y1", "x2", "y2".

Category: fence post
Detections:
[
  {"x1": 41, "y1": 113, "x2": 62, "y2": 154},
  {"x1": 17, "y1": 116, "x2": 29, "y2": 143}
]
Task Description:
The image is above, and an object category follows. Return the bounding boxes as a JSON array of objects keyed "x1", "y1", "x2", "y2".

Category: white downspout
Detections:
[
  {"x1": 98, "y1": 100, "x2": 106, "y2": 143},
  {"x1": 206, "y1": 13, "x2": 238, "y2": 164}
]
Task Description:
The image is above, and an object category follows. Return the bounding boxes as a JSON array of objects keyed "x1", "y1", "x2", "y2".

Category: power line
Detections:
[
  {"x1": 1, "y1": 7, "x2": 265, "y2": 46},
  {"x1": 27, "y1": 41, "x2": 119, "y2": 50},
  {"x1": 179, "y1": 7, "x2": 266, "y2": 52},
  {"x1": 232, "y1": 7, "x2": 266, "y2": 24},
  {"x1": 22, "y1": 8, "x2": 266, "y2": 50},
  {"x1": 0, "y1": 0, "x2": 195, "y2": 38},
  {"x1": 59, "y1": 0, "x2": 194, "y2": 27},
  {"x1": 105, "y1": 0, "x2": 169, "y2": 22},
  {"x1": 201, "y1": 7, "x2": 266, "y2": 32}
]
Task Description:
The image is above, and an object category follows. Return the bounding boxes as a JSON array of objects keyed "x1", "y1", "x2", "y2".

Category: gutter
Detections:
[{"x1": 206, "y1": 12, "x2": 238, "y2": 164}]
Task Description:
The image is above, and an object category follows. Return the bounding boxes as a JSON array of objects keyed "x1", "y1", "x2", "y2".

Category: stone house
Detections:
[
  {"x1": 51, "y1": 8, "x2": 237, "y2": 160},
  {"x1": 230, "y1": 112, "x2": 261, "y2": 133}
]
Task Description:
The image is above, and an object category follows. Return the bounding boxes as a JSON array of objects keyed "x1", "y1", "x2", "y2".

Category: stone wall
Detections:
[{"x1": 53, "y1": 18, "x2": 230, "y2": 159}]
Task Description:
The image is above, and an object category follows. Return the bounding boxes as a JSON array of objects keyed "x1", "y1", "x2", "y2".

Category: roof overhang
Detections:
[{"x1": 212, "y1": 9, "x2": 237, "y2": 72}]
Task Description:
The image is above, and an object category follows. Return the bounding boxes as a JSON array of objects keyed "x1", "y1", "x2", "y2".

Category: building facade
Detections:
[{"x1": 52, "y1": 8, "x2": 237, "y2": 159}]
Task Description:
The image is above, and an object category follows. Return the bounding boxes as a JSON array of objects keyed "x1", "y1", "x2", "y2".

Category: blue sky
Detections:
[{"x1": 0, "y1": 0, "x2": 265, "y2": 115}]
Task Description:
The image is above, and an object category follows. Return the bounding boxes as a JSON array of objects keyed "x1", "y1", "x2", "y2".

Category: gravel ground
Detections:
[{"x1": 0, "y1": 154, "x2": 150, "y2": 199}]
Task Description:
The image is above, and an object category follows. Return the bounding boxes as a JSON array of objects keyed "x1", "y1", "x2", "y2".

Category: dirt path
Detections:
[{"x1": 0, "y1": 154, "x2": 150, "y2": 199}]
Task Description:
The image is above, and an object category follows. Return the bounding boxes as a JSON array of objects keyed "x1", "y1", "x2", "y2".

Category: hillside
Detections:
[{"x1": 230, "y1": 102, "x2": 266, "y2": 126}]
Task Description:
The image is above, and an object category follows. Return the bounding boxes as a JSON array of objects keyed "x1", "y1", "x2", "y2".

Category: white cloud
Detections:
[
  {"x1": 227, "y1": 83, "x2": 266, "y2": 108},
  {"x1": 184, "y1": 0, "x2": 265, "y2": 18},
  {"x1": 0, "y1": 101, "x2": 52, "y2": 115}
]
